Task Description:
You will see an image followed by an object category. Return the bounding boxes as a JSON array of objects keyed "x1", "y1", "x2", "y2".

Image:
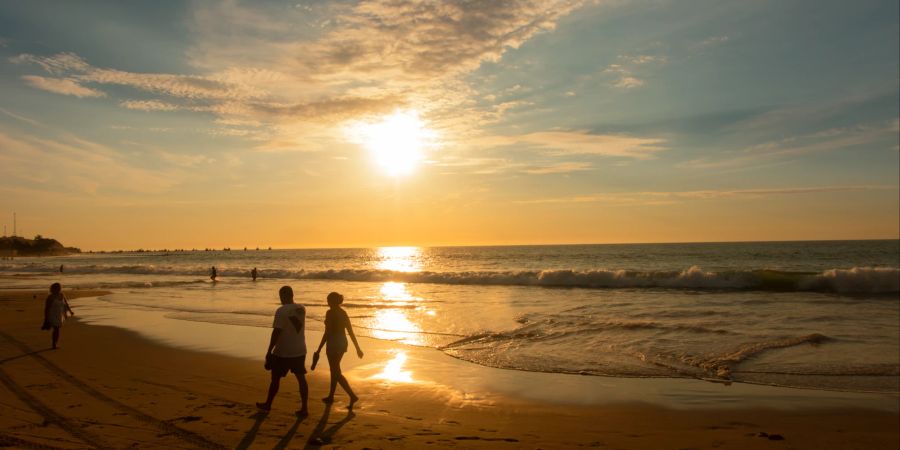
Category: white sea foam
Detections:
[{"x1": 2, "y1": 263, "x2": 897, "y2": 293}]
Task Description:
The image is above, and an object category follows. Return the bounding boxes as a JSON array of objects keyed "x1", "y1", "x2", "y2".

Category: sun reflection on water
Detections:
[
  {"x1": 376, "y1": 246, "x2": 422, "y2": 272},
  {"x1": 372, "y1": 309, "x2": 422, "y2": 345},
  {"x1": 380, "y1": 281, "x2": 418, "y2": 303},
  {"x1": 375, "y1": 350, "x2": 413, "y2": 383}
]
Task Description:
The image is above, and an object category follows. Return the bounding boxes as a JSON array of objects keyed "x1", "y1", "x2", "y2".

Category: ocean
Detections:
[{"x1": 2, "y1": 240, "x2": 898, "y2": 394}]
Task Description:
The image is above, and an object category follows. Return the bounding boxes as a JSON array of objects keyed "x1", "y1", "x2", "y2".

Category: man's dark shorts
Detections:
[{"x1": 270, "y1": 355, "x2": 306, "y2": 378}]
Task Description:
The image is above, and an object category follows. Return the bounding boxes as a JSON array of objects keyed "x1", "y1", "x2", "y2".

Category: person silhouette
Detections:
[
  {"x1": 251, "y1": 267, "x2": 258, "y2": 281},
  {"x1": 42, "y1": 282, "x2": 74, "y2": 349},
  {"x1": 313, "y1": 292, "x2": 363, "y2": 409},
  {"x1": 257, "y1": 286, "x2": 309, "y2": 417},
  {"x1": 210, "y1": 266, "x2": 217, "y2": 281}
]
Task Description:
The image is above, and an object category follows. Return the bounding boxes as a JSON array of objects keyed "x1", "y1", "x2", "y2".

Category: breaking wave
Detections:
[{"x1": 1, "y1": 263, "x2": 897, "y2": 293}]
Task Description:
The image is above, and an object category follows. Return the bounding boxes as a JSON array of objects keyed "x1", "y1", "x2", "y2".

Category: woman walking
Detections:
[
  {"x1": 313, "y1": 292, "x2": 363, "y2": 409},
  {"x1": 43, "y1": 282, "x2": 74, "y2": 349}
]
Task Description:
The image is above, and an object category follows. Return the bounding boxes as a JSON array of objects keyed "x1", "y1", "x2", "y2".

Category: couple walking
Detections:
[{"x1": 257, "y1": 286, "x2": 363, "y2": 417}]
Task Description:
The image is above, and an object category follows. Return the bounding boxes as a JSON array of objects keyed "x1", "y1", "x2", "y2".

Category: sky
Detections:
[{"x1": 0, "y1": 0, "x2": 898, "y2": 250}]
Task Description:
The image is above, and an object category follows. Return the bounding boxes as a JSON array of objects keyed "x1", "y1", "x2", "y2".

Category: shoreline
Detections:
[
  {"x1": 65, "y1": 290, "x2": 900, "y2": 410},
  {"x1": 2, "y1": 290, "x2": 898, "y2": 449}
]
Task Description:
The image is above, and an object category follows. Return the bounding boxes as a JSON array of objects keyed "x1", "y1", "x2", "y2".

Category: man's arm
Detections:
[{"x1": 266, "y1": 328, "x2": 281, "y2": 355}]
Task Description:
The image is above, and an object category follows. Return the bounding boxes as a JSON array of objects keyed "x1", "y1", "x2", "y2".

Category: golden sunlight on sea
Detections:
[
  {"x1": 369, "y1": 282, "x2": 424, "y2": 345},
  {"x1": 376, "y1": 246, "x2": 422, "y2": 272}
]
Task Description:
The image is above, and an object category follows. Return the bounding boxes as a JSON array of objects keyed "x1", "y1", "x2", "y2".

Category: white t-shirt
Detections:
[{"x1": 272, "y1": 303, "x2": 307, "y2": 357}]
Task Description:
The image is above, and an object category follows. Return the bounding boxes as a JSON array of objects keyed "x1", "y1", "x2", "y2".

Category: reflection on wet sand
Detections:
[
  {"x1": 372, "y1": 309, "x2": 422, "y2": 345},
  {"x1": 374, "y1": 350, "x2": 413, "y2": 383}
]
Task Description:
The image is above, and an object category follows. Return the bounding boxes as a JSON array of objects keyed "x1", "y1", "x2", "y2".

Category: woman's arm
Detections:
[
  {"x1": 44, "y1": 295, "x2": 52, "y2": 318},
  {"x1": 63, "y1": 294, "x2": 74, "y2": 316},
  {"x1": 314, "y1": 310, "x2": 330, "y2": 354},
  {"x1": 344, "y1": 310, "x2": 363, "y2": 358}
]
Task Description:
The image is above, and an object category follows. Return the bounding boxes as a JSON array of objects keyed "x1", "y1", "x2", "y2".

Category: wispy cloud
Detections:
[
  {"x1": 10, "y1": 1, "x2": 596, "y2": 156},
  {"x1": 697, "y1": 35, "x2": 729, "y2": 48},
  {"x1": 602, "y1": 54, "x2": 665, "y2": 90},
  {"x1": 479, "y1": 131, "x2": 666, "y2": 159},
  {"x1": 522, "y1": 162, "x2": 592, "y2": 174},
  {"x1": 682, "y1": 120, "x2": 899, "y2": 169},
  {"x1": 0, "y1": 130, "x2": 181, "y2": 195},
  {"x1": 21, "y1": 75, "x2": 106, "y2": 98},
  {"x1": 120, "y1": 99, "x2": 181, "y2": 111},
  {"x1": 0, "y1": 107, "x2": 41, "y2": 126},
  {"x1": 516, "y1": 185, "x2": 898, "y2": 204}
]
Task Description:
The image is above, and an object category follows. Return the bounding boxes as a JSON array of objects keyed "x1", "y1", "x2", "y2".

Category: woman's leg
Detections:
[
  {"x1": 51, "y1": 326, "x2": 60, "y2": 349},
  {"x1": 323, "y1": 352, "x2": 342, "y2": 402},
  {"x1": 325, "y1": 352, "x2": 357, "y2": 405}
]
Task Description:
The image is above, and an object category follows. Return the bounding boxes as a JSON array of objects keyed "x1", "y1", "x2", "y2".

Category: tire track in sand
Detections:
[
  {"x1": 0, "y1": 432, "x2": 75, "y2": 450},
  {"x1": 0, "y1": 367, "x2": 106, "y2": 449},
  {"x1": 0, "y1": 330, "x2": 227, "y2": 450}
]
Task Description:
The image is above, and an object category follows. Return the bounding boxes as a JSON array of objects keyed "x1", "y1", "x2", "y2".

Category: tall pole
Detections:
[{"x1": 12, "y1": 212, "x2": 15, "y2": 237}]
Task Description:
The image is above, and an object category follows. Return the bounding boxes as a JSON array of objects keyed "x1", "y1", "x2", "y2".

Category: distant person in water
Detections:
[
  {"x1": 257, "y1": 286, "x2": 309, "y2": 417},
  {"x1": 42, "y1": 282, "x2": 74, "y2": 349},
  {"x1": 313, "y1": 292, "x2": 363, "y2": 409},
  {"x1": 251, "y1": 267, "x2": 258, "y2": 281},
  {"x1": 210, "y1": 266, "x2": 217, "y2": 281},
  {"x1": 59, "y1": 264, "x2": 64, "y2": 273}
]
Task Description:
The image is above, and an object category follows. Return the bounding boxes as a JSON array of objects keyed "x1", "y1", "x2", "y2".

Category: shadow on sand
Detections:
[
  {"x1": 0, "y1": 349, "x2": 51, "y2": 365},
  {"x1": 235, "y1": 411, "x2": 268, "y2": 450},
  {"x1": 303, "y1": 404, "x2": 355, "y2": 449}
]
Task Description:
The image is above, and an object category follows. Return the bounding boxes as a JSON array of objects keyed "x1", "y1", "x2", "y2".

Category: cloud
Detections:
[
  {"x1": 13, "y1": 53, "x2": 263, "y2": 101},
  {"x1": 682, "y1": 120, "x2": 899, "y2": 169},
  {"x1": 0, "y1": 107, "x2": 41, "y2": 126},
  {"x1": 522, "y1": 162, "x2": 592, "y2": 174},
  {"x1": 21, "y1": 75, "x2": 106, "y2": 98},
  {"x1": 11, "y1": 53, "x2": 90, "y2": 74},
  {"x1": 697, "y1": 35, "x2": 729, "y2": 47},
  {"x1": 11, "y1": 1, "x2": 597, "y2": 155},
  {"x1": 602, "y1": 54, "x2": 665, "y2": 90},
  {"x1": 0, "y1": 130, "x2": 182, "y2": 195},
  {"x1": 286, "y1": 0, "x2": 586, "y2": 80},
  {"x1": 120, "y1": 100, "x2": 181, "y2": 111},
  {"x1": 516, "y1": 185, "x2": 898, "y2": 204},
  {"x1": 480, "y1": 130, "x2": 665, "y2": 159}
]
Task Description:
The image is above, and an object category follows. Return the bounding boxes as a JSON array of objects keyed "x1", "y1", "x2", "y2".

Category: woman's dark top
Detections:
[{"x1": 324, "y1": 307, "x2": 350, "y2": 355}]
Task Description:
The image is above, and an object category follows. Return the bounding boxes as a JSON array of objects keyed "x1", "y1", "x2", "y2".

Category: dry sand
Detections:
[{"x1": 1, "y1": 289, "x2": 897, "y2": 449}]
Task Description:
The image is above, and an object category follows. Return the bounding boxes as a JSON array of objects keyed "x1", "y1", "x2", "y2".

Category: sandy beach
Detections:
[{"x1": 0, "y1": 289, "x2": 895, "y2": 449}]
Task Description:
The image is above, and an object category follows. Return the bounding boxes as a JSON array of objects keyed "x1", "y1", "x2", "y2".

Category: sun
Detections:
[{"x1": 347, "y1": 110, "x2": 437, "y2": 176}]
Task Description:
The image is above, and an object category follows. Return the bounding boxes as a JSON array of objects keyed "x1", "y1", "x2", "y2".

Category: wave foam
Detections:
[{"x1": 1, "y1": 263, "x2": 897, "y2": 293}]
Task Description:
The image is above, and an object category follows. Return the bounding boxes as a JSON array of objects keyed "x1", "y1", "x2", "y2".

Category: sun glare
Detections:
[
  {"x1": 374, "y1": 350, "x2": 414, "y2": 383},
  {"x1": 347, "y1": 110, "x2": 437, "y2": 176}
]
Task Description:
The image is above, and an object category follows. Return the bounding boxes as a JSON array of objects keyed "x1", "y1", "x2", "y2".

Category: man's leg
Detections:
[
  {"x1": 295, "y1": 373, "x2": 309, "y2": 416},
  {"x1": 257, "y1": 371, "x2": 281, "y2": 411}
]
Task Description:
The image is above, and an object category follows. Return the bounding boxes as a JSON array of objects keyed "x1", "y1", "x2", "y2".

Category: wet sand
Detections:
[{"x1": 1, "y1": 290, "x2": 897, "y2": 449}]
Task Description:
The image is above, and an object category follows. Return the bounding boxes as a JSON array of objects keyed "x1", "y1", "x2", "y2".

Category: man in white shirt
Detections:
[{"x1": 256, "y1": 286, "x2": 309, "y2": 416}]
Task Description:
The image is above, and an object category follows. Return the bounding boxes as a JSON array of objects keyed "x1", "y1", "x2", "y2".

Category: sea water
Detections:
[{"x1": 2, "y1": 240, "x2": 897, "y2": 393}]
